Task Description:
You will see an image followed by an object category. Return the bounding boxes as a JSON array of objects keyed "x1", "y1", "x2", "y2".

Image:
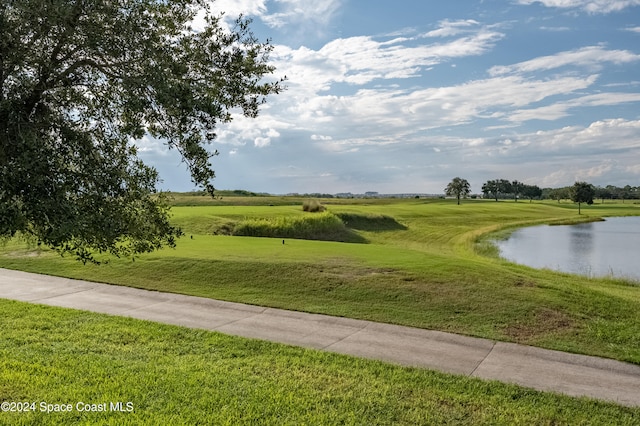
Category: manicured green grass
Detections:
[
  {"x1": 2, "y1": 198, "x2": 639, "y2": 365},
  {"x1": 1, "y1": 299, "x2": 638, "y2": 425}
]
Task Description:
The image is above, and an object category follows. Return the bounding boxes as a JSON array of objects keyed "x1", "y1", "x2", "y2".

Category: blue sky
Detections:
[{"x1": 138, "y1": 0, "x2": 640, "y2": 194}]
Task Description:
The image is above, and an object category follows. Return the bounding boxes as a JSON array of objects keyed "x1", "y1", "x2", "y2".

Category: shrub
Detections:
[
  {"x1": 302, "y1": 199, "x2": 325, "y2": 212},
  {"x1": 232, "y1": 212, "x2": 365, "y2": 243}
]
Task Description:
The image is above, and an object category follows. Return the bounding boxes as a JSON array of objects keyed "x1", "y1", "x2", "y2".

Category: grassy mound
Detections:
[{"x1": 233, "y1": 212, "x2": 366, "y2": 243}]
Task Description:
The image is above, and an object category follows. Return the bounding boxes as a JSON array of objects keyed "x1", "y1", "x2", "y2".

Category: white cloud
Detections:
[
  {"x1": 503, "y1": 119, "x2": 640, "y2": 154},
  {"x1": 272, "y1": 25, "x2": 504, "y2": 95},
  {"x1": 208, "y1": 0, "x2": 268, "y2": 18},
  {"x1": 134, "y1": 135, "x2": 168, "y2": 155},
  {"x1": 262, "y1": 0, "x2": 342, "y2": 28},
  {"x1": 205, "y1": 0, "x2": 341, "y2": 35},
  {"x1": 626, "y1": 164, "x2": 640, "y2": 174},
  {"x1": 216, "y1": 30, "x2": 640, "y2": 160},
  {"x1": 254, "y1": 137, "x2": 271, "y2": 147},
  {"x1": 215, "y1": 114, "x2": 291, "y2": 147},
  {"x1": 489, "y1": 46, "x2": 640, "y2": 76},
  {"x1": 533, "y1": 162, "x2": 622, "y2": 188},
  {"x1": 253, "y1": 128, "x2": 280, "y2": 148},
  {"x1": 190, "y1": 0, "x2": 268, "y2": 32},
  {"x1": 572, "y1": 118, "x2": 640, "y2": 147},
  {"x1": 509, "y1": 92, "x2": 640, "y2": 121},
  {"x1": 516, "y1": 0, "x2": 640, "y2": 14},
  {"x1": 539, "y1": 26, "x2": 572, "y2": 31},
  {"x1": 361, "y1": 74, "x2": 598, "y2": 128},
  {"x1": 423, "y1": 19, "x2": 481, "y2": 38},
  {"x1": 311, "y1": 134, "x2": 333, "y2": 141},
  {"x1": 149, "y1": 2, "x2": 640, "y2": 194},
  {"x1": 431, "y1": 118, "x2": 640, "y2": 187}
]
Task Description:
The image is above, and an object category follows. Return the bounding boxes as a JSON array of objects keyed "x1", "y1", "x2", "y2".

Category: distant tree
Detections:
[
  {"x1": 521, "y1": 184, "x2": 542, "y2": 203},
  {"x1": 498, "y1": 179, "x2": 513, "y2": 199},
  {"x1": 511, "y1": 180, "x2": 522, "y2": 202},
  {"x1": 570, "y1": 182, "x2": 595, "y2": 214},
  {"x1": 445, "y1": 177, "x2": 471, "y2": 205},
  {"x1": 605, "y1": 185, "x2": 618, "y2": 200},
  {"x1": 482, "y1": 180, "x2": 499, "y2": 201},
  {"x1": 481, "y1": 178, "x2": 513, "y2": 201},
  {"x1": 622, "y1": 185, "x2": 633, "y2": 203},
  {"x1": 594, "y1": 186, "x2": 612, "y2": 204},
  {"x1": 548, "y1": 187, "x2": 570, "y2": 203},
  {"x1": 597, "y1": 184, "x2": 640, "y2": 202}
]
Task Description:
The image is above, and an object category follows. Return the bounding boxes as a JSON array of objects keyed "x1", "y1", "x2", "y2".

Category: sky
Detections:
[{"x1": 138, "y1": 0, "x2": 640, "y2": 195}]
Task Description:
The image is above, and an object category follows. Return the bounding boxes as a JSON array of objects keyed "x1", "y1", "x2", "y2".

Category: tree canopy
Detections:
[
  {"x1": 0, "y1": 0, "x2": 283, "y2": 261},
  {"x1": 445, "y1": 177, "x2": 470, "y2": 205},
  {"x1": 481, "y1": 179, "x2": 511, "y2": 201},
  {"x1": 520, "y1": 183, "x2": 542, "y2": 202},
  {"x1": 481, "y1": 179, "x2": 541, "y2": 202},
  {"x1": 570, "y1": 181, "x2": 595, "y2": 214}
]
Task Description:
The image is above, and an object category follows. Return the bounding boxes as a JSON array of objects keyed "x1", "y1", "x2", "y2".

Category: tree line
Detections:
[
  {"x1": 545, "y1": 185, "x2": 640, "y2": 203},
  {"x1": 478, "y1": 180, "x2": 638, "y2": 203},
  {"x1": 445, "y1": 177, "x2": 638, "y2": 212},
  {"x1": 481, "y1": 179, "x2": 542, "y2": 202}
]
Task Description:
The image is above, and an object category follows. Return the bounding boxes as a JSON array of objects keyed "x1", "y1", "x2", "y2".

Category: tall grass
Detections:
[
  {"x1": 302, "y1": 199, "x2": 326, "y2": 212},
  {"x1": 233, "y1": 211, "x2": 365, "y2": 243}
]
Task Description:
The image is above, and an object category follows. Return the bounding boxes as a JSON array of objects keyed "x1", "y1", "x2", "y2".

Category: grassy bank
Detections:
[
  {"x1": 1, "y1": 198, "x2": 639, "y2": 365},
  {"x1": 1, "y1": 299, "x2": 638, "y2": 424},
  {"x1": 232, "y1": 211, "x2": 366, "y2": 243}
]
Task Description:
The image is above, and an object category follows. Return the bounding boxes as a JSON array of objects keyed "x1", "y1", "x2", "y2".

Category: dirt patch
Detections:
[
  {"x1": 316, "y1": 258, "x2": 404, "y2": 282},
  {"x1": 318, "y1": 265, "x2": 397, "y2": 281},
  {"x1": 504, "y1": 308, "x2": 574, "y2": 342}
]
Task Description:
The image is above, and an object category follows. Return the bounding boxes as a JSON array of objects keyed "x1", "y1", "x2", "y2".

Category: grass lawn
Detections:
[
  {"x1": 2, "y1": 197, "x2": 638, "y2": 365},
  {"x1": 1, "y1": 299, "x2": 638, "y2": 425}
]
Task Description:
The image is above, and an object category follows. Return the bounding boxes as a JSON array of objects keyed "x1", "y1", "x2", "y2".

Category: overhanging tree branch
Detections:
[{"x1": 1, "y1": 0, "x2": 284, "y2": 262}]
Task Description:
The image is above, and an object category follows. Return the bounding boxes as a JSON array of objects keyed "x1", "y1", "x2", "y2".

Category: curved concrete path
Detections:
[{"x1": 1, "y1": 267, "x2": 639, "y2": 407}]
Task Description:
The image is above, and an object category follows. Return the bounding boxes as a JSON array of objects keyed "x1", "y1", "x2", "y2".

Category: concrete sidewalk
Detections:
[{"x1": 1, "y1": 267, "x2": 639, "y2": 407}]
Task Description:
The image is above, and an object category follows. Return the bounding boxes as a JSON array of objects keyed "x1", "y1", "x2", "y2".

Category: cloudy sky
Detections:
[{"x1": 139, "y1": 0, "x2": 640, "y2": 194}]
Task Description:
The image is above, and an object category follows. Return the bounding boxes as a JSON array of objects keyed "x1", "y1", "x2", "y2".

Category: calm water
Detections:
[{"x1": 494, "y1": 216, "x2": 640, "y2": 281}]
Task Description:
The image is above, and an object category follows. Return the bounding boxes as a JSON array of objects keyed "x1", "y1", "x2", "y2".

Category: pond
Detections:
[{"x1": 493, "y1": 216, "x2": 640, "y2": 282}]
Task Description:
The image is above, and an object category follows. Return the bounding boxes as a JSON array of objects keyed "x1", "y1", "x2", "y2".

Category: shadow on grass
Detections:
[{"x1": 336, "y1": 213, "x2": 408, "y2": 232}]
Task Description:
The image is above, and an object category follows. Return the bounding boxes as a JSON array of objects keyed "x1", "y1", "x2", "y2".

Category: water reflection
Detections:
[
  {"x1": 568, "y1": 223, "x2": 594, "y2": 276},
  {"x1": 494, "y1": 217, "x2": 640, "y2": 281}
]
